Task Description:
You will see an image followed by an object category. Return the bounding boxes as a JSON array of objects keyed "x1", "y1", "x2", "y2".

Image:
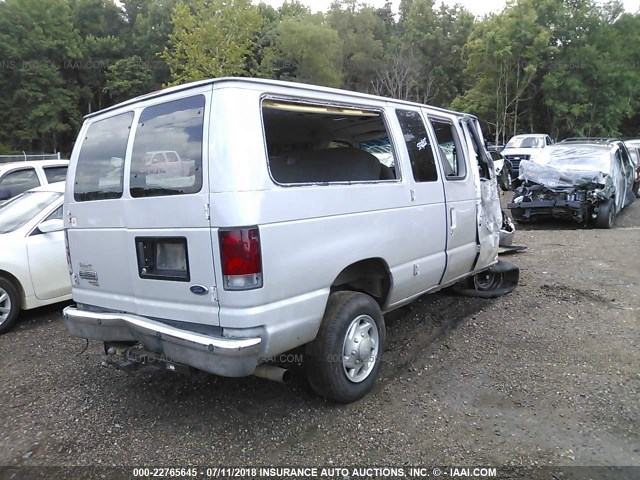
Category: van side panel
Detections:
[{"x1": 208, "y1": 87, "x2": 447, "y2": 355}]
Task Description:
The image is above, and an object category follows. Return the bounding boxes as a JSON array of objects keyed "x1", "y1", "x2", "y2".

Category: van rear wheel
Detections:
[{"x1": 306, "y1": 291, "x2": 385, "y2": 403}]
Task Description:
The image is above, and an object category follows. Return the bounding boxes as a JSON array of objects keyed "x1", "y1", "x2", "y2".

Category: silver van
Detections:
[{"x1": 63, "y1": 78, "x2": 518, "y2": 403}]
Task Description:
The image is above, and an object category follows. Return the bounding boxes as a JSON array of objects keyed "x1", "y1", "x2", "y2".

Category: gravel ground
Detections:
[{"x1": 1, "y1": 201, "x2": 638, "y2": 477}]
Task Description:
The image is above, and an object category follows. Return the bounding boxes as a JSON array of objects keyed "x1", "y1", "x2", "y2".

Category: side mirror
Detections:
[
  {"x1": 38, "y1": 219, "x2": 64, "y2": 234},
  {"x1": 0, "y1": 188, "x2": 10, "y2": 201}
]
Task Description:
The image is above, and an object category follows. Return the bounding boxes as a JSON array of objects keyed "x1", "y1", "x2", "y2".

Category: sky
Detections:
[{"x1": 257, "y1": 0, "x2": 640, "y2": 17}]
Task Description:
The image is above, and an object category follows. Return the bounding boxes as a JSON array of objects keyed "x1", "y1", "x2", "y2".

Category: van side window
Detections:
[
  {"x1": 429, "y1": 119, "x2": 466, "y2": 179},
  {"x1": 396, "y1": 110, "x2": 438, "y2": 182},
  {"x1": 74, "y1": 112, "x2": 133, "y2": 201},
  {"x1": 130, "y1": 95, "x2": 205, "y2": 198},
  {"x1": 262, "y1": 100, "x2": 397, "y2": 184}
]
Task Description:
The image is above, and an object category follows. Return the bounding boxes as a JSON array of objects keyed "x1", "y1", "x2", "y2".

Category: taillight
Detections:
[
  {"x1": 64, "y1": 229, "x2": 73, "y2": 275},
  {"x1": 218, "y1": 227, "x2": 263, "y2": 290}
]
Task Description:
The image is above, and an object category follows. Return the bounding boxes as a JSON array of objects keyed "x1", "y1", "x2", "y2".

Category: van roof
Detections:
[{"x1": 85, "y1": 77, "x2": 475, "y2": 121}]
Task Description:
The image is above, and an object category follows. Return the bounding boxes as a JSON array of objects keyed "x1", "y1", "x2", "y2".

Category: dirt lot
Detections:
[{"x1": 1, "y1": 202, "x2": 639, "y2": 477}]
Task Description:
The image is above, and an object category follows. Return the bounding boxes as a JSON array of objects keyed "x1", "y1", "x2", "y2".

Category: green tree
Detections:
[
  {"x1": 103, "y1": 55, "x2": 155, "y2": 104},
  {"x1": 452, "y1": 0, "x2": 551, "y2": 142},
  {"x1": 71, "y1": 0, "x2": 128, "y2": 38},
  {"x1": 541, "y1": 0, "x2": 637, "y2": 137},
  {"x1": 398, "y1": 0, "x2": 475, "y2": 106},
  {"x1": 162, "y1": 0, "x2": 263, "y2": 84},
  {"x1": 262, "y1": 15, "x2": 343, "y2": 87},
  {"x1": 0, "y1": 0, "x2": 83, "y2": 153},
  {"x1": 326, "y1": 1, "x2": 386, "y2": 92},
  {"x1": 123, "y1": 0, "x2": 177, "y2": 86}
]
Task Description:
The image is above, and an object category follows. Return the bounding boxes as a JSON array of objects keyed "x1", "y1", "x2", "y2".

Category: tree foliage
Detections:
[
  {"x1": 0, "y1": 0, "x2": 638, "y2": 155},
  {"x1": 161, "y1": 0, "x2": 263, "y2": 84}
]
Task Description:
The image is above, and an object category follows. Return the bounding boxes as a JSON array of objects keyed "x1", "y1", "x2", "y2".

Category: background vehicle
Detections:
[
  {"x1": 509, "y1": 139, "x2": 635, "y2": 228},
  {"x1": 62, "y1": 78, "x2": 517, "y2": 403},
  {"x1": 624, "y1": 140, "x2": 640, "y2": 197},
  {"x1": 0, "y1": 160, "x2": 69, "y2": 202},
  {"x1": 501, "y1": 134, "x2": 553, "y2": 176},
  {"x1": 0, "y1": 182, "x2": 70, "y2": 334}
]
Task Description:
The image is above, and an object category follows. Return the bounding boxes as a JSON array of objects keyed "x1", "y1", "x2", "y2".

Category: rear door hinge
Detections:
[
  {"x1": 204, "y1": 203, "x2": 210, "y2": 220},
  {"x1": 211, "y1": 285, "x2": 218, "y2": 303}
]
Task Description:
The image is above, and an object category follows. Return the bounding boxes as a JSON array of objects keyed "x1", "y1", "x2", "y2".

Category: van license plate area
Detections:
[{"x1": 135, "y1": 237, "x2": 190, "y2": 282}]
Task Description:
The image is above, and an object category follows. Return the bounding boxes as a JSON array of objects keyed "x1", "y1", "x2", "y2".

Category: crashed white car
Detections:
[
  {"x1": 0, "y1": 182, "x2": 71, "y2": 334},
  {"x1": 508, "y1": 139, "x2": 636, "y2": 228}
]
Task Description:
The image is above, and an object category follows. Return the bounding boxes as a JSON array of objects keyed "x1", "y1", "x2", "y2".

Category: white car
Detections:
[
  {"x1": 501, "y1": 134, "x2": 553, "y2": 176},
  {"x1": 0, "y1": 159, "x2": 69, "y2": 202},
  {"x1": 0, "y1": 182, "x2": 71, "y2": 334}
]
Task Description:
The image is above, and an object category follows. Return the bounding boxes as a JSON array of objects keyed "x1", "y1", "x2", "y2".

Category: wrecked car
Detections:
[{"x1": 508, "y1": 139, "x2": 635, "y2": 228}]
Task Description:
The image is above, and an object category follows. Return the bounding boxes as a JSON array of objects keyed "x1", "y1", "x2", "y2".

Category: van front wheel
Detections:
[{"x1": 306, "y1": 291, "x2": 385, "y2": 403}]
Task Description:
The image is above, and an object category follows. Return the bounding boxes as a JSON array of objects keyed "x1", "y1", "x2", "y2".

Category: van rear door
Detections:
[{"x1": 66, "y1": 87, "x2": 219, "y2": 326}]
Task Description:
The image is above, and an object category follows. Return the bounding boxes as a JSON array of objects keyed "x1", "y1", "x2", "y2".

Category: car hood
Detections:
[{"x1": 518, "y1": 160, "x2": 613, "y2": 198}]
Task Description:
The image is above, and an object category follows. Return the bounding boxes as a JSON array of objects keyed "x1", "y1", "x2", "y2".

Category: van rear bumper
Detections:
[{"x1": 63, "y1": 306, "x2": 262, "y2": 377}]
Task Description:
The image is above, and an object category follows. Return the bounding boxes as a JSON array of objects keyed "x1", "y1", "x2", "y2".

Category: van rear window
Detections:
[
  {"x1": 74, "y1": 112, "x2": 134, "y2": 202},
  {"x1": 130, "y1": 95, "x2": 205, "y2": 198},
  {"x1": 262, "y1": 100, "x2": 397, "y2": 184}
]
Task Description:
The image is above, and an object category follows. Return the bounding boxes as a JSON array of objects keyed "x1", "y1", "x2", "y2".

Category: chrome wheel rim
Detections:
[
  {"x1": 342, "y1": 315, "x2": 379, "y2": 383},
  {"x1": 0, "y1": 287, "x2": 11, "y2": 325}
]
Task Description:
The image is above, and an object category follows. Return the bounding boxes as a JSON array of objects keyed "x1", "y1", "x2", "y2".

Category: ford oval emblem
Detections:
[{"x1": 190, "y1": 285, "x2": 209, "y2": 296}]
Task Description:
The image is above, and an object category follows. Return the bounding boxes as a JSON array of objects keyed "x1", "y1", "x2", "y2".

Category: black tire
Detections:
[
  {"x1": 306, "y1": 291, "x2": 385, "y2": 403},
  {"x1": 0, "y1": 277, "x2": 21, "y2": 334},
  {"x1": 596, "y1": 198, "x2": 615, "y2": 229}
]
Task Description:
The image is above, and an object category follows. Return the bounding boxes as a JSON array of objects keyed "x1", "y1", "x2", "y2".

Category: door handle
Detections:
[{"x1": 450, "y1": 208, "x2": 457, "y2": 232}]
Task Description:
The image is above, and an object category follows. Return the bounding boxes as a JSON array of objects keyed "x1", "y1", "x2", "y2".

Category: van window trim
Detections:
[
  {"x1": 426, "y1": 114, "x2": 468, "y2": 182},
  {"x1": 259, "y1": 94, "x2": 403, "y2": 187}
]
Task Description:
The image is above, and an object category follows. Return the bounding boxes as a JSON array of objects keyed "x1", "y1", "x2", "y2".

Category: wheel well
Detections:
[
  {"x1": 0, "y1": 270, "x2": 25, "y2": 308},
  {"x1": 331, "y1": 258, "x2": 392, "y2": 307}
]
